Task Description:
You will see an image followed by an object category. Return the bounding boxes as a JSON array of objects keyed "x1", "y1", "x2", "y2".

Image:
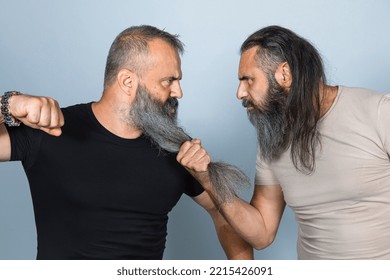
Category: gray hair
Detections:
[
  {"x1": 104, "y1": 25, "x2": 184, "y2": 88},
  {"x1": 130, "y1": 85, "x2": 250, "y2": 203}
]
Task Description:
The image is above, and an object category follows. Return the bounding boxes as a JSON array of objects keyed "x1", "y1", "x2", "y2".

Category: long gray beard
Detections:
[
  {"x1": 130, "y1": 86, "x2": 250, "y2": 202},
  {"x1": 244, "y1": 82, "x2": 289, "y2": 162}
]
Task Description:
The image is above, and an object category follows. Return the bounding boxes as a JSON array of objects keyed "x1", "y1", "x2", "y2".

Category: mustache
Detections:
[
  {"x1": 165, "y1": 97, "x2": 179, "y2": 115},
  {"x1": 130, "y1": 86, "x2": 250, "y2": 202},
  {"x1": 242, "y1": 99, "x2": 254, "y2": 108}
]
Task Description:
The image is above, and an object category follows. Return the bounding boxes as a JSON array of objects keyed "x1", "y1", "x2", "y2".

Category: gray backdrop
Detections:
[{"x1": 0, "y1": 0, "x2": 389, "y2": 260}]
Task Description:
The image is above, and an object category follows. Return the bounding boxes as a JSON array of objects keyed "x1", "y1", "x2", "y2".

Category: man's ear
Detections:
[
  {"x1": 274, "y1": 62, "x2": 292, "y2": 90},
  {"x1": 117, "y1": 69, "x2": 139, "y2": 96}
]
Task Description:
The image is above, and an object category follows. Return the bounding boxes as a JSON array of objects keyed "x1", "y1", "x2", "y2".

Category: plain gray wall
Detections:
[{"x1": 1, "y1": 0, "x2": 389, "y2": 260}]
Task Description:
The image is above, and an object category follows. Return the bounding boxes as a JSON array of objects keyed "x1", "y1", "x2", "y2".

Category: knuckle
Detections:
[
  {"x1": 38, "y1": 96, "x2": 49, "y2": 105},
  {"x1": 177, "y1": 155, "x2": 183, "y2": 163},
  {"x1": 180, "y1": 141, "x2": 191, "y2": 150},
  {"x1": 184, "y1": 158, "x2": 192, "y2": 167}
]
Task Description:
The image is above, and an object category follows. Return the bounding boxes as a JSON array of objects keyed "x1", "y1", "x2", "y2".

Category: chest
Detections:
[
  {"x1": 27, "y1": 131, "x2": 191, "y2": 215},
  {"x1": 273, "y1": 126, "x2": 390, "y2": 210}
]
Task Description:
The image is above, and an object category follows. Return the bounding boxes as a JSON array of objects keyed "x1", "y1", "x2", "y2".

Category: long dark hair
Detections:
[{"x1": 241, "y1": 25, "x2": 326, "y2": 173}]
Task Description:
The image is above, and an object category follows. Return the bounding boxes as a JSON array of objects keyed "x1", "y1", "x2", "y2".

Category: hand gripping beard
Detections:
[{"x1": 129, "y1": 85, "x2": 250, "y2": 202}]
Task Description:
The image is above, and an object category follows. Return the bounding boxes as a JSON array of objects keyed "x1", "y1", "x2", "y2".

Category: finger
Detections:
[
  {"x1": 180, "y1": 143, "x2": 210, "y2": 168},
  {"x1": 177, "y1": 142, "x2": 201, "y2": 164},
  {"x1": 191, "y1": 138, "x2": 201, "y2": 145},
  {"x1": 177, "y1": 140, "x2": 193, "y2": 162},
  {"x1": 186, "y1": 145, "x2": 207, "y2": 162},
  {"x1": 39, "y1": 127, "x2": 62, "y2": 137},
  {"x1": 49, "y1": 101, "x2": 64, "y2": 128},
  {"x1": 36, "y1": 102, "x2": 52, "y2": 127},
  {"x1": 24, "y1": 103, "x2": 42, "y2": 125},
  {"x1": 57, "y1": 106, "x2": 65, "y2": 127}
]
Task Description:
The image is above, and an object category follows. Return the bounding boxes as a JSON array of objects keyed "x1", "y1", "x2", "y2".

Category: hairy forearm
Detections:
[
  {"x1": 200, "y1": 178, "x2": 275, "y2": 250},
  {"x1": 218, "y1": 197, "x2": 274, "y2": 250},
  {"x1": 208, "y1": 205, "x2": 254, "y2": 259}
]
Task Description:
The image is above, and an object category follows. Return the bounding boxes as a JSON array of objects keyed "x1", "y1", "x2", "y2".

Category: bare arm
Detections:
[
  {"x1": 176, "y1": 139, "x2": 253, "y2": 259},
  {"x1": 177, "y1": 140, "x2": 286, "y2": 250},
  {"x1": 216, "y1": 184, "x2": 285, "y2": 250},
  {"x1": 192, "y1": 191, "x2": 254, "y2": 259},
  {"x1": 0, "y1": 93, "x2": 64, "y2": 162},
  {"x1": 0, "y1": 123, "x2": 11, "y2": 161}
]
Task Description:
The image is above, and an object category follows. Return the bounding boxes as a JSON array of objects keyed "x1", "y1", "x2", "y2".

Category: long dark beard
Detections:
[
  {"x1": 244, "y1": 78, "x2": 289, "y2": 162},
  {"x1": 129, "y1": 85, "x2": 250, "y2": 202}
]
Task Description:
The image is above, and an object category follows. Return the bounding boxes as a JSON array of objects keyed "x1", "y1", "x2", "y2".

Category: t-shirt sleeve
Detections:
[
  {"x1": 377, "y1": 93, "x2": 390, "y2": 157},
  {"x1": 254, "y1": 147, "x2": 280, "y2": 186},
  {"x1": 6, "y1": 124, "x2": 42, "y2": 168},
  {"x1": 184, "y1": 176, "x2": 205, "y2": 197}
]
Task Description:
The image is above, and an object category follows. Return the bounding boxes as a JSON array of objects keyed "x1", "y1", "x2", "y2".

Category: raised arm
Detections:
[
  {"x1": 0, "y1": 91, "x2": 64, "y2": 161},
  {"x1": 216, "y1": 184, "x2": 285, "y2": 250},
  {"x1": 0, "y1": 122, "x2": 11, "y2": 161},
  {"x1": 177, "y1": 140, "x2": 286, "y2": 251},
  {"x1": 192, "y1": 190, "x2": 254, "y2": 259}
]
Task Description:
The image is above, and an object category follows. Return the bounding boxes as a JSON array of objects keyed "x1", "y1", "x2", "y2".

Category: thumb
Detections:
[
  {"x1": 191, "y1": 138, "x2": 201, "y2": 145},
  {"x1": 39, "y1": 127, "x2": 62, "y2": 137}
]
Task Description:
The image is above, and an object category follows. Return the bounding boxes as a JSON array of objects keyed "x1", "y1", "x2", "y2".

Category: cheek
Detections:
[
  {"x1": 148, "y1": 88, "x2": 168, "y2": 103},
  {"x1": 248, "y1": 87, "x2": 267, "y2": 106}
]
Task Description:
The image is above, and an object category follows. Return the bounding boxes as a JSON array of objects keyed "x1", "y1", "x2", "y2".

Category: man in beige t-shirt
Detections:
[
  {"x1": 194, "y1": 25, "x2": 390, "y2": 259},
  {"x1": 255, "y1": 86, "x2": 390, "y2": 259}
]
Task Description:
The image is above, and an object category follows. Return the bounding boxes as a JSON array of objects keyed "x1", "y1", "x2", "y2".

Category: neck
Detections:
[
  {"x1": 92, "y1": 92, "x2": 142, "y2": 139},
  {"x1": 319, "y1": 84, "x2": 338, "y2": 117}
]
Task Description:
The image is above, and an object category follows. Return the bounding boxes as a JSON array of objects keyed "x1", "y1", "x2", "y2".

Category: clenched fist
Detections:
[
  {"x1": 8, "y1": 94, "x2": 64, "y2": 136},
  {"x1": 176, "y1": 139, "x2": 212, "y2": 185}
]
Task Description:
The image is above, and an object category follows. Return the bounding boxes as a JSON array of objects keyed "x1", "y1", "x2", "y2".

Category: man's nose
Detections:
[
  {"x1": 170, "y1": 80, "x2": 183, "y2": 99},
  {"x1": 236, "y1": 82, "x2": 247, "y2": 100}
]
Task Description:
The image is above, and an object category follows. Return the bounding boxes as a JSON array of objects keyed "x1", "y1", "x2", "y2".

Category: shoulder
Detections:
[
  {"x1": 61, "y1": 102, "x2": 94, "y2": 124},
  {"x1": 61, "y1": 102, "x2": 92, "y2": 117},
  {"x1": 338, "y1": 86, "x2": 388, "y2": 113},
  {"x1": 339, "y1": 86, "x2": 386, "y2": 103}
]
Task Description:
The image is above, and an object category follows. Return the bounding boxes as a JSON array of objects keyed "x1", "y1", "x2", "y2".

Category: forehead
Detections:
[
  {"x1": 239, "y1": 47, "x2": 260, "y2": 73},
  {"x1": 147, "y1": 39, "x2": 181, "y2": 71}
]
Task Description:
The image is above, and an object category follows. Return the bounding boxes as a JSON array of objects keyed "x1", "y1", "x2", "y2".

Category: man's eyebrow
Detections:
[
  {"x1": 162, "y1": 76, "x2": 182, "y2": 81},
  {"x1": 238, "y1": 75, "x2": 251, "y2": 81}
]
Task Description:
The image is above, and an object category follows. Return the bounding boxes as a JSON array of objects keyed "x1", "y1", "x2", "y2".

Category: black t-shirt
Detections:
[{"x1": 7, "y1": 103, "x2": 204, "y2": 260}]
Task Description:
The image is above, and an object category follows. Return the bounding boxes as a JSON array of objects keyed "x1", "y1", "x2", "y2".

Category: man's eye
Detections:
[{"x1": 164, "y1": 79, "x2": 173, "y2": 86}]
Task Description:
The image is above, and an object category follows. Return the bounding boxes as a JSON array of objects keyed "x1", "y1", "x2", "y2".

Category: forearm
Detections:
[
  {"x1": 210, "y1": 206, "x2": 254, "y2": 259},
  {"x1": 0, "y1": 96, "x2": 4, "y2": 124},
  {"x1": 0, "y1": 122, "x2": 11, "y2": 161},
  {"x1": 0, "y1": 93, "x2": 19, "y2": 161},
  {"x1": 218, "y1": 197, "x2": 273, "y2": 250},
  {"x1": 177, "y1": 141, "x2": 282, "y2": 250},
  {"x1": 201, "y1": 178, "x2": 279, "y2": 250}
]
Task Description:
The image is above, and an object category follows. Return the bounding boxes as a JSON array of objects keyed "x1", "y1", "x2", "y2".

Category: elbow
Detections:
[{"x1": 252, "y1": 235, "x2": 276, "y2": 251}]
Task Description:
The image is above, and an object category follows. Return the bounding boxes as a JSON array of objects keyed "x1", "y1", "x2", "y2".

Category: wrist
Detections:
[
  {"x1": 195, "y1": 171, "x2": 213, "y2": 189},
  {"x1": 0, "y1": 91, "x2": 22, "y2": 127}
]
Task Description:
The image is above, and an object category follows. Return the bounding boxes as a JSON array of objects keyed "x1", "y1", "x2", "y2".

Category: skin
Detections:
[
  {"x1": 237, "y1": 47, "x2": 272, "y2": 109},
  {"x1": 0, "y1": 38, "x2": 253, "y2": 259},
  {"x1": 0, "y1": 94, "x2": 64, "y2": 161},
  {"x1": 179, "y1": 47, "x2": 288, "y2": 250},
  {"x1": 180, "y1": 46, "x2": 339, "y2": 254}
]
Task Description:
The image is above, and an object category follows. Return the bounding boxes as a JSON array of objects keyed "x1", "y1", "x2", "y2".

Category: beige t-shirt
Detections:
[{"x1": 255, "y1": 86, "x2": 390, "y2": 259}]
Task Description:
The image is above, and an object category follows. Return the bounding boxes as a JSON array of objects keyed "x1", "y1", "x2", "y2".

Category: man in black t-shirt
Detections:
[{"x1": 0, "y1": 25, "x2": 252, "y2": 259}]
